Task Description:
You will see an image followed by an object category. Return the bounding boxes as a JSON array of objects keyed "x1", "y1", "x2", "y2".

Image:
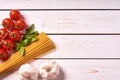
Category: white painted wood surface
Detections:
[
  {"x1": 1, "y1": 11, "x2": 120, "y2": 33},
  {"x1": 0, "y1": 0, "x2": 120, "y2": 80},
  {"x1": 0, "y1": 0, "x2": 120, "y2": 9},
  {"x1": 41, "y1": 35, "x2": 120, "y2": 58},
  {"x1": 1, "y1": 60, "x2": 120, "y2": 80}
]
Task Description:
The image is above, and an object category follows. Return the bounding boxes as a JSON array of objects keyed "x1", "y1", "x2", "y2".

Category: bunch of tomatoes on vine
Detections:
[{"x1": 0, "y1": 9, "x2": 26, "y2": 61}]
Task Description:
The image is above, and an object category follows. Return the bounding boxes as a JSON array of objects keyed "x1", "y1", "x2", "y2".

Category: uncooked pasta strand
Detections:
[
  {"x1": 0, "y1": 32, "x2": 55, "y2": 74},
  {"x1": 0, "y1": 34, "x2": 51, "y2": 71}
]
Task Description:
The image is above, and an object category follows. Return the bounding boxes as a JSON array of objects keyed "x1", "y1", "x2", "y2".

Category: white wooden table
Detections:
[{"x1": 0, "y1": 0, "x2": 120, "y2": 80}]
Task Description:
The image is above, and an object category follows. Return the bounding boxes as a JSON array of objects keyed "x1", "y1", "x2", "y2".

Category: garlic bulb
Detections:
[
  {"x1": 39, "y1": 60, "x2": 60, "y2": 80},
  {"x1": 18, "y1": 64, "x2": 38, "y2": 80}
]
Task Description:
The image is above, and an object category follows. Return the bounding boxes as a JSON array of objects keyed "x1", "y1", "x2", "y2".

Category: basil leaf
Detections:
[
  {"x1": 16, "y1": 42, "x2": 21, "y2": 46},
  {"x1": 22, "y1": 39, "x2": 28, "y2": 46},
  {"x1": 22, "y1": 38, "x2": 32, "y2": 46},
  {"x1": 31, "y1": 31, "x2": 39, "y2": 35},
  {"x1": 19, "y1": 47, "x2": 25, "y2": 56},
  {"x1": 15, "y1": 46, "x2": 20, "y2": 51},
  {"x1": 23, "y1": 33, "x2": 29, "y2": 39},
  {"x1": 28, "y1": 24, "x2": 34, "y2": 34},
  {"x1": 23, "y1": 24, "x2": 35, "y2": 39},
  {"x1": 15, "y1": 42, "x2": 21, "y2": 51},
  {"x1": 27, "y1": 37, "x2": 32, "y2": 44},
  {"x1": 15, "y1": 24, "x2": 39, "y2": 56},
  {"x1": 31, "y1": 36, "x2": 37, "y2": 42}
]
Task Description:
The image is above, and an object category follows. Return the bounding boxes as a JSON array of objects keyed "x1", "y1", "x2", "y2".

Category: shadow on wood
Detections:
[
  {"x1": 0, "y1": 68, "x2": 18, "y2": 80},
  {"x1": 54, "y1": 67, "x2": 65, "y2": 80}
]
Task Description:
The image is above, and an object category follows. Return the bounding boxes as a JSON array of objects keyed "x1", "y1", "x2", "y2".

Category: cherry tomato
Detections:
[
  {"x1": 14, "y1": 19, "x2": 26, "y2": 30},
  {"x1": 9, "y1": 29, "x2": 21, "y2": 41},
  {"x1": 0, "y1": 48, "x2": 8, "y2": 61},
  {"x1": 2, "y1": 39, "x2": 14, "y2": 50},
  {"x1": 0, "y1": 28, "x2": 7, "y2": 39},
  {"x1": 10, "y1": 9, "x2": 20, "y2": 20},
  {"x1": 2, "y1": 18, "x2": 14, "y2": 30}
]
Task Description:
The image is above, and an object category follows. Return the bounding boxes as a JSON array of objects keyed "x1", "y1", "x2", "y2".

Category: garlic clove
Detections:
[
  {"x1": 18, "y1": 64, "x2": 38, "y2": 80},
  {"x1": 39, "y1": 60, "x2": 60, "y2": 80}
]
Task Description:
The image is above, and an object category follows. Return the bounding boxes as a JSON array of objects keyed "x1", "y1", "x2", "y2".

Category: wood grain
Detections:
[
  {"x1": 0, "y1": 0, "x2": 120, "y2": 80},
  {"x1": 0, "y1": 11, "x2": 120, "y2": 34},
  {"x1": 1, "y1": 60, "x2": 120, "y2": 80},
  {"x1": 38, "y1": 35, "x2": 120, "y2": 58},
  {"x1": 0, "y1": 0, "x2": 120, "y2": 9}
]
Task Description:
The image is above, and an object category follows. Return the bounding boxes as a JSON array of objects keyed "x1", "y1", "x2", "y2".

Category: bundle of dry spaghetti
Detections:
[{"x1": 0, "y1": 32, "x2": 55, "y2": 74}]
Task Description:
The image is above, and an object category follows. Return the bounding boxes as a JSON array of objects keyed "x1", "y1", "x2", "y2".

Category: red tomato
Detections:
[
  {"x1": 0, "y1": 48, "x2": 8, "y2": 61},
  {"x1": 9, "y1": 29, "x2": 21, "y2": 41},
  {"x1": 14, "y1": 19, "x2": 26, "y2": 30},
  {"x1": 2, "y1": 39, "x2": 14, "y2": 50},
  {"x1": 2, "y1": 18, "x2": 14, "y2": 30},
  {"x1": 10, "y1": 9, "x2": 20, "y2": 20},
  {"x1": 0, "y1": 28, "x2": 7, "y2": 39}
]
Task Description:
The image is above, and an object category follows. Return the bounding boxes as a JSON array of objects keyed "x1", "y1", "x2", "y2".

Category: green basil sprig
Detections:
[{"x1": 15, "y1": 24, "x2": 39, "y2": 56}]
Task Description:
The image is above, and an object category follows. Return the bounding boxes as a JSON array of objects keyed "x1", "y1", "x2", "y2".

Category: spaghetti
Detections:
[{"x1": 0, "y1": 32, "x2": 55, "y2": 74}]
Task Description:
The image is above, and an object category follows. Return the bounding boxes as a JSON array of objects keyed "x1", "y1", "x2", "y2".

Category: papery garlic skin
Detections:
[
  {"x1": 18, "y1": 64, "x2": 38, "y2": 80},
  {"x1": 39, "y1": 60, "x2": 60, "y2": 80}
]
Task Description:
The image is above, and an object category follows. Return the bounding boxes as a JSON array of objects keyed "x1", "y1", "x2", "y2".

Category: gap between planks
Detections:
[
  {"x1": 47, "y1": 33, "x2": 120, "y2": 35},
  {"x1": 34, "y1": 58, "x2": 120, "y2": 60},
  {"x1": 1, "y1": 9, "x2": 120, "y2": 11}
]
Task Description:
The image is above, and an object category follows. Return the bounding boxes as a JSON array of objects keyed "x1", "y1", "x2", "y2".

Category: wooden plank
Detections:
[
  {"x1": 1, "y1": 60, "x2": 120, "y2": 80},
  {"x1": 0, "y1": 11, "x2": 120, "y2": 34},
  {"x1": 0, "y1": 0, "x2": 120, "y2": 9},
  {"x1": 38, "y1": 35, "x2": 120, "y2": 58},
  {"x1": 0, "y1": 35, "x2": 119, "y2": 58}
]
